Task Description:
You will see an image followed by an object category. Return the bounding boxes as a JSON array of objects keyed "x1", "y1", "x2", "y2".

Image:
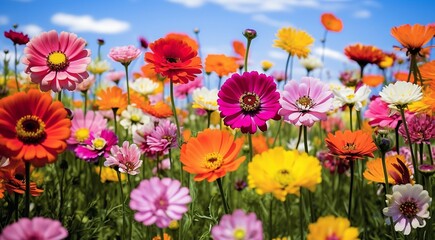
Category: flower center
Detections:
[
  {"x1": 343, "y1": 143, "x2": 356, "y2": 151},
  {"x1": 166, "y1": 57, "x2": 180, "y2": 63},
  {"x1": 233, "y1": 228, "x2": 246, "y2": 240},
  {"x1": 131, "y1": 114, "x2": 141, "y2": 123},
  {"x1": 15, "y1": 115, "x2": 46, "y2": 144},
  {"x1": 346, "y1": 94, "x2": 355, "y2": 100},
  {"x1": 156, "y1": 197, "x2": 169, "y2": 210},
  {"x1": 239, "y1": 92, "x2": 260, "y2": 112},
  {"x1": 75, "y1": 128, "x2": 90, "y2": 142},
  {"x1": 296, "y1": 96, "x2": 314, "y2": 111},
  {"x1": 275, "y1": 169, "x2": 293, "y2": 187},
  {"x1": 326, "y1": 233, "x2": 340, "y2": 240},
  {"x1": 92, "y1": 137, "x2": 106, "y2": 150},
  {"x1": 399, "y1": 201, "x2": 419, "y2": 219},
  {"x1": 47, "y1": 51, "x2": 69, "y2": 71},
  {"x1": 125, "y1": 162, "x2": 135, "y2": 172},
  {"x1": 204, "y1": 152, "x2": 223, "y2": 170}
]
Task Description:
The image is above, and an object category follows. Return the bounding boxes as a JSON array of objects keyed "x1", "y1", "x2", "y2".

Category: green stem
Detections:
[
  {"x1": 348, "y1": 160, "x2": 354, "y2": 221},
  {"x1": 57, "y1": 90, "x2": 62, "y2": 102},
  {"x1": 248, "y1": 133, "x2": 253, "y2": 162},
  {"x1": 112, "y1": 108, "x2": 118, "y2": 136},
  {"x1": 160, "y1": 228, "x2": 165, "y2": 240},
  {"x1": 427, "y1": 144, "x2": 433, "y2": 165},
  {"x1": 424, "y1": 174, "x2": 433, "y2": 240},
  {"x1": 58, "y1": 161, "x2": 66, "y2": 221},
  {"x1": 349, "y1": 105, "x2": 354, "y2": 131},
  {"x1": 419, "y1": 143, "x2": 424, "y2": 165},
  {"x1": 218, "y1": 76, "x2": 222, "y2": 89},
  {"x1": 24, "y1": 161, "x2": 30, "y2": 217},
  {"x1": 170, "y1": 80, "x2": 182, "y2": 147},
  {"x1": 283, "y1": 54, "x2": 292, "y2": 86},
  {"x1": 303, "y1": 126, "x2": 308, "y2": 154},
  {"x1": 295, "y1": 125, "x2": 303, "y2": 150},
  {"x1": 381, "y1": 152, "x2": 390, "y2": 195},
  {"x1": 244, "y1": 39, "x2": 252, "y2": 73},
  {"x1": 399, "y1": 107, "x2": 419, "y2": 183},
  {"x1": 14, "y1": 44, "x2": 20, "y2": 92},
  {"x1": 14, "y1": 193, "x2": 19, "y2": 221},
  {"x1": 206, "y1": 110, "x2": 212, "y2": 129},
  {"x1": 124, "y1": 64, "x2": 131, "y2": 105},
  {"x1": 395, "y1": 121, "x2": 401, "y2": 154},
  {"x1": 269, "y1": 198, "x2": 273, "y2": 240},
  {"x1": 117, "y1": 171, "x2": 125, "y2": 240},
  {"x1": 83, "y1": 90, "x2": 88, "y2": 115},
  {"x1": 355, "y1": 110, "x2": 361, "y2": 130},
  {"x1": 216, "y1": 178, "x2": 230, "y2": 214},
  {"x1": 299, "y1": 194, "x2": 304, "y2": 239},
  {"x1": 272, "y1": 120, "x2": 282, "y2": 147}
]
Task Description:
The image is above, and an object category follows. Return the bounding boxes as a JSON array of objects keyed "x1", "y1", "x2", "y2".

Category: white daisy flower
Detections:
[
  {"x1": 192, "y1": 87, "x2": 219, "y2": 112},
  {"x1": 379, "y1": 81, "x2": 423, "y2": 109},
  {"x1": 332, "y1": 84, "x2": 371, "y2": 110},
  {"x1": 130, "y1": 77, "x2": 159, "y2": 96},
  {"x1": 120, "y1": 105, "x2": 151, "y2": 133}
]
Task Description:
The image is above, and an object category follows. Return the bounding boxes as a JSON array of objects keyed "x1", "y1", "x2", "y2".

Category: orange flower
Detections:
[
  {"x1": 409, "y1": 83, "x2": 435, "y2": 116},
  {"x1": 321, "y1": 13, "x2": 343, "y2": 32},
  {"x1": 251, "y1": 134, "x2": 272, "y2": 154},
  {"x1": 141, "y1": 101, "x2": 173, "y2": 118},
  {"x1": 362, "y1": 74, "x2": 384, "y2": 87},
  {"x1": 344, "y1": 44, "x2": 384, "y2": 68},
  {"x1": 364, "y1": 155, "x2": 413, "y2": 185},
  {"x1": 1, "y1": 159, "x2": 43, "y2": 196},
  {"x1": 152, "y1": 233, "x2": 172, "y2": 240},
  {"x1": 419, "y1": 60, "x2": 435, "y2": 85},
  {"x1": 165, "y1": 32, "x2": 199, "y2": 51},
  {"x1": 325, "y1": 130, "x2": 377, "y2": 160},
  {"x1": 391, "y1": 24, "x2": 435, "y2": 55},
  {"x1": 180, "y1": 129, "x2": 245, "y2": 182},
  {"x1": 205, "y1": 54, "x2": 238, "y2": 77},
  {"x1": 0, "y1": 90, "x2": 70, "y2": 166},
  {"x1": 135, "y1": 63, "x2": 165, "y2": 82},
  {"x1": 232, "y1": 40, "x2": 246, "y2": 68},
  {"x1": 96, "y1": 86, "x2": 128, "y2": 114},
  {"x1": 0, "y1": 181, "x2": 4, "y2": 199},
  {"x1": 394, "y1": 71, "x2": 414, "y2": 83}
]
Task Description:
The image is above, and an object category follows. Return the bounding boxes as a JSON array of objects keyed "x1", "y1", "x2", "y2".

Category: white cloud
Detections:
[
  {"x1": 0, "y1": 15, "x2": 9, "y2": 25},
  {"x1": 167, "y1": 0, "x2": 205, "y2": 7},
  {"x1": 313, "y1": 47, "x2": 348, "y2": 62},
  {"x1": 252, "y1": 14, "x2": 292, "y2": 28},
  {"x1": 268, "y1": 50, "x2": 288, "y2": 60},
  {"x1": 21, "y1": 24, "x2": 43, "y2": 37},
  {"x1": 353, "y1": 9, "x2": 371, "y2": 18},
  {"x1": 51, "y1": 13, "x2": 130, "y2": 34}
]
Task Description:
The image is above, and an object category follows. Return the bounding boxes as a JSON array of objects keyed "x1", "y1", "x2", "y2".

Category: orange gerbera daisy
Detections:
[
  {"x1": 165, "y1": 32, "x2": 199, "y2": 51},
  {"x1": 141, "y1": 101, "x2": 173, "y2": 119},
  {"x1": 1, "y1": 160, "x2": 43, "y2": 196},
  {"x1": 0, "y1": 90, "x2": 70, "y2": 167},
  {"x1": 205, "y1": 54, "x2": 238, "y2": 77},
  {"x1": 251, "y1": 134, "x2": 272, "y2": 154},
  {"x1": 344, "y1": 44, "x2": 384, "y2": 69},
  {"x1": 391, "y1": 24, "x2": 435, "y2": 55},
  {"x1": 145, "y1": 37, "x2": 202, "y2": 84},
  {"x1": 180, "y1": 129, "x2": 245, "y2": 182},
  {"x1": 362, "y1": 74, "x2": 384, "y2": 87},
  {"x1": 321, "y1": 13, "x2": 343, "y2": 32},
  {"x1": 96, "y1": 86, "x2": 128, "y2": 114},
  {"x1": 325, "y1": 130, "x2": 377, "y2": 160},
  {"x1": 419, "y1": 60, "x2": 435, "y2": 85},
  {"x1": 364, "y1": 155, "x2": 413, "y2": 185}
]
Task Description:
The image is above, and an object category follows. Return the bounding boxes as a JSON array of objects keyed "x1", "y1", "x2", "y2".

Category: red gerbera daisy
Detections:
[
  {"x1": 145, "y1": 37, "x2": 202, "y2": 84},
  {"x1": 0, "y1": 90, "x2": 71, "y2": 167}
]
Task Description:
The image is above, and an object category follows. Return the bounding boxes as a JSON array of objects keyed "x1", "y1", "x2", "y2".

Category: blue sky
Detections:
[{"x1": 1, "y1": 0, "x2": 434, "y2": 83}]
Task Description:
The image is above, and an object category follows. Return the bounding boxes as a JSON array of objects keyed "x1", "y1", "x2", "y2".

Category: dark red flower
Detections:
[
  {"x1": 4, "y1": 30, "x2": 29, "y2": 45},
  {"x1": 139, "y1": 36, "x2": 148, "y2": 49}
]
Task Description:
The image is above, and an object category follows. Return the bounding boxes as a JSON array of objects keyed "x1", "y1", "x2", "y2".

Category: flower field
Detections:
[{"x1": 0, "y1": 8, "x2": 435, "y2": 240}]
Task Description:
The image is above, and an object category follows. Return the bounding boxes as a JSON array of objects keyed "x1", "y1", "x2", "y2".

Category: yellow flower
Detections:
[
  {"x1": 307, "y1": 216, "x2": 359, "y2": 240},
  {"x1": 168, "y1": 220, "x2": 179, "y2": 230},
  {"x1": 379, "y1": 55, "x2": 394, "y2": 69},
  {"x1": 261, "y1": 60, "x2": 274, "y2": 72},
  {"x1": 95, "y1": 167, "x2": 126, "y2": 183},
  {"x1": 408, "y1": 84, "x2": 435, "y2": 116},
  {"x1": 248, "y1": 147, "x2": 322, "y2": 201},
  {"x1": 273, "y1": 27, "x2": 314, "y2": 59}
]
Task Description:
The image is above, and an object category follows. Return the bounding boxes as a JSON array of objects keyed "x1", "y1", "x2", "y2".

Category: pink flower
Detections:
[
  {"x1": 67, "y1": 109, "x2": 107, "y2": 149},
  {"x1": 147, "y1": 120, "x2": 178, "y2": 155},
  {"x1": 133, "y1": 123, "x2": 157, "y2": 157},
  {"x1": 75, "y1": 75, "x2": 95, "y2": 92},
  {"x1": 74, "y1": 129, "x2": 118, "y2": 163},
  {"x1": 152, "y1": 158, "x2": 171, "y2": 175},
  {"x1": 22, "y1": 30, "x2": 91, "y2": 92},
  {"x1": 106, "y1": 71, "x2": 125, "y2": 83},
  {"x1": 211, "y1": 209, "x2": 263, "y2": 240},
  {"x1": 279, "y1": 77, "x2": 333, "y2": 127},
  {"x1": 364, "y1": 96, "x2": 401, "y2": 128},
  {"x1": 399, "y1": 113, "x2": 435, "y2": 144},
  {"x1": 0, "y1": 217, "x2": 68, "y2": 240},
  {"x1": 108, "y1": 45, "x2": 141, "y2": 66},
  {"x1": 218, "y1": 71, "x2": 281, "y2": 134},
  {"x1": 320, "y1": 115, "x2": 345, "y2": 133},
  {"x1": 174, "y1": 76, "x2": 203, "y2": 99},
  {"x1": 104, "y1": 141, "x2": 143, "y2": 175},
  {"x1": 129, "y1": 177, "x2": 191, "y2": 228}
]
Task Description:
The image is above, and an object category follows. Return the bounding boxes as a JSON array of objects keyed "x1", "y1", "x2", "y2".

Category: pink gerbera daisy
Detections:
[
  {"x1": 279, "y1": 77, "x2": 333, "y2": 127},
  {"x1": 218, "y1": 71, "x2": 281, "y2": 134},
  {"x1": 108, "y1": 45, "x2": 141, "y2": 66},
  {"x1": 147, "y1": 120, "x2": 178, "y2": 155},
  {"x1": 0, "y1": 217, "x2": 68, "y2": 240},
  {"x1": 22, "y1": 30, "x2": 91, "y2": 92},
  {"x1": 104, "y1": 141, "x2": 143, "y2": 175},
  {"x1": 211, "y1": 209, "x2": 263, "y2": 240},
  {"x1": 74, "y1": 129, "x2": 118, "y2": 163},
  {"x1": 129, "y1": 177, "x2": 192, "y2": 228},
  {"x1": 174, "y1": 76, "x2": 203, "y2": 99},
  {"x1": 364, "y1": 96, "x2": 401, "y2": 129},
  {"x1": 67, "y1": 109, "x2": 107, "y2": 149}
]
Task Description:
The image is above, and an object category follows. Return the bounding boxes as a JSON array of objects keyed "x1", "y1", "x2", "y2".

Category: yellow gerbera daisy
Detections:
[
  {"x1": 95, "y1": 166, "x2": 126, "y2": 183},
  {"x1": 307, "y1": 216, "x2": 359, "y2": 240},
  {"x1": 248, "y1": 147, "x2": 321, "y2": 201},
  {"x1": 273, "y1": 27, "x2": 314, "y2": 59}
]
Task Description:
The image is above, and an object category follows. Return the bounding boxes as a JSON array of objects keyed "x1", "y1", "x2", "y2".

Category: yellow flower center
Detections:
[
  {"x1": 131, "y1": 114, "x2": 141, "y2": 123},
  {"x1": 275, "y1": 169, "x2": 293, "y2": 187},
  {"x1": 346, "y1": 94, "x2": 355, "y2": 100},
  {"x1": 15, "y1": 115, "x2": 46, "y2": 144},
  {"x1": 233, "y1": 228, "x2": 246, "y2": 240},
  {"x1": 75, "y1": 128, "x2": 90, "y2": 142},
  {"x1": 343, "y1": 143, "x2": 356, "y2": 151},
  {"x1": 204, "y1": 152, "x2": 223, "y2": 170},
  {"x1": 296, "y1": 96, "x2": 314, "y2": 110},
  {"x1": 239, "y1": 92, "x2": 260, "y2": 112},
  {"x1": 47, "y1": 51, "x2": 69, "y2": 71},
  {"x1": 92, "y1": 137, "x2": 106, "y2": 150}
]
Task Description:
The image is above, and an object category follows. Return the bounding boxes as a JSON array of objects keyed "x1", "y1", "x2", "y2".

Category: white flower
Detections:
[
  {"x1": 87, "y1": 59, "x2": 111, "y2": 75},
  {"x1": 379, "y1": 81, "x2": 423, "y2": 109},
  {"x1": 383, "y1": 184, "x2": 431, "y2": 235},
  {"x1": 192, "y1": 87, "x2": 219, "y2": 111},
  {"x1": 130, "y1": 77, "x2": 159, "y2": 96},
  {"x1": 0, "y1": 156, "x2": 10, "y2": 168},
  {"x1": 287, "y1": 137, "x2": 312, "y2": 152},
  {"x1": 120, "y1": 105, "x2": 151, "y2": 133},
  {"x1": 299, "y1": 56, "x2": 323, "y2": 71},
  {"x1": 332, "y1": 84, "x2": 371, "y2": 110}
]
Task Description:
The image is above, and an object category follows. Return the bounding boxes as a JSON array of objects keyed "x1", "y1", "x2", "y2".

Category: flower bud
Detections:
[
  {"x1": 418, "y1": 164, "x2": 435, "y2": 177},
  {"x1": 97, "y1": 38, "x2": 105, "y2": 46},
  {"x1": 243, "y1": 28, "x2": 257, "y2": 40}
]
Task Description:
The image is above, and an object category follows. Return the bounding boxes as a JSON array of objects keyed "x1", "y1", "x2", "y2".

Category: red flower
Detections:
[
  {"x1": 145, "y1": 37, "x2": 202, "y2": 84},
  {"x1": 4, "y1": 30, "x2": 29, "y2": 45}
]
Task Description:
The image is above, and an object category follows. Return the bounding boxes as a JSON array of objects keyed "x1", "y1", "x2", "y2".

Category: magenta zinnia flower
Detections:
[
  {"x1": 218, "y1": 71, "x2": 280, "y2": 134},
  {"x1": 0, "y1": 217, "x2": 68, "y2": 240},
  {"x1": 364, "y1": 96, "x2": 401, "y2": 128},
  {"x1": 108, "y1": 45, "x2": 141, "y2": 66},
  {"x1": 74, "y1": 129, "x2": 118, "y2": 163},
  {"x1": 211, "y1": 209, "x2": 263, "y2": 240},
  {"x1": 147, "y1": 120, "x2": 178, "y2": 155},
  {"x1": 279, "y1": 77, "x2": 333, "y2": 127},
  {"x1": 4, "y1": 29, "x2": 29, "y2": 45},
  {"x1": 67, "y1": 109, "x2": 107, "y2": 149},
  {"x1": 22, "y1": 30, "x2": 91, "y2": 92},
  {"x1": 399, "y1": 113, "x2": 435, "y2": 144},
  {"x1": 129, "y1": 177, "x2": 192, "y2": 228},
  {"x1": 104, "y1": 141, "x2": 143, "y2": 175}
]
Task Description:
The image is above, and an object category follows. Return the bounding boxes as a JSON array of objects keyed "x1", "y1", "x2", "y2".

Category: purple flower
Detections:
[
  {"x1": 133, "y1": 124, "x2": 157, "y2": 157},
  {"x1": 108, "y1": 45, "x2": 141, "y2": 65},
  {"x1": 74, "y1": 129, "x2": 118, "y2": 163},
  {"x1": 279, "y1": 77, "x2": 333, "y2": 127},
  {"x1": 399, "y1": 113, "x2": 435, "y2": 144},
  {"x1": 218, "y1": 71, "x2": 281, "y2": 134},
  {"x1": 211, "y1": 209, "x2": 263, "y2": 240},
  {"x1": 104, "y1": 141, "x2": 143, "y2": 175},
  {"x1": 147, "y1": 120, "x2": 178, "y2": 155},
  {"x1": 0, "y1": 217, "x2": 68, "y2": 240},
  {"x1": 129, "y1": 177, "x2": 191, "y2": 228}
]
